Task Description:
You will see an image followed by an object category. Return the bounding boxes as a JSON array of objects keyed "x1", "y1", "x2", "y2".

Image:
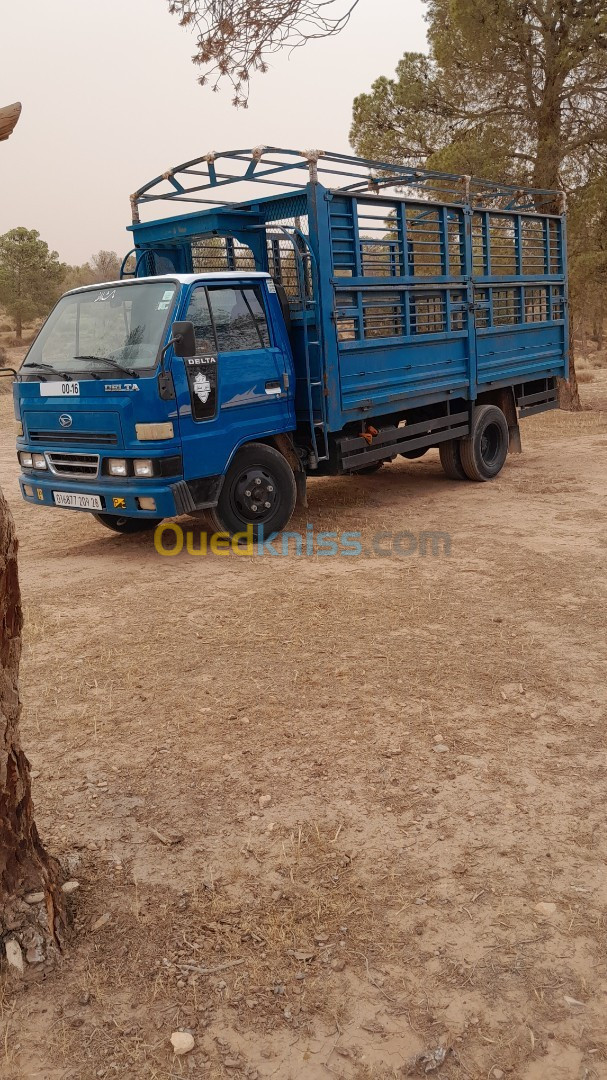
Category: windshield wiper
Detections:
[
  {"x1": 22, "y1": 362, "x2": 73, "y2": 380},
  {"x1": 73, "y1": 355, "x2": 138, "y2": 378}
]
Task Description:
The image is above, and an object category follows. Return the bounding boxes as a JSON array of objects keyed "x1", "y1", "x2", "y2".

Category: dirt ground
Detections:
[{"x1": 1, "y1": 357, "x2": 607, "y2": 1080}]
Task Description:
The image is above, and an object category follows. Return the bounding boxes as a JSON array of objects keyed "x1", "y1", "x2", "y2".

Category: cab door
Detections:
[{"x1": 172, "y1": 281, "x2": 294, "y2": 482}]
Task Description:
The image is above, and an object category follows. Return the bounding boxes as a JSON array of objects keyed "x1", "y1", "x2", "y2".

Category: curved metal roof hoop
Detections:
[{"x1": 130, "y1": 147, "x2": 565, "y2": 223}]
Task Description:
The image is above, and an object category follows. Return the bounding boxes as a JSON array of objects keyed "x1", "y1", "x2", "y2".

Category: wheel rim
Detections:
[
  {"x1": 479, "y1": 423, "x2": 502, "y2": 467},
  {"x1": 229, "y1": 465, "x2": 281, "y2": 524}
]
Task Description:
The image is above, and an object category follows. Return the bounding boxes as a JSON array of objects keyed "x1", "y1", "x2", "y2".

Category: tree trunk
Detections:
[
  {"x1": 559, "y1": 305, "x2": 581, "y2": 411},
  {"x1": 0, "y1": 486, "x2": 66, "y2": 978},
  {"x1": 14, "y1": 309, "x2": 22, "y2": 344}
]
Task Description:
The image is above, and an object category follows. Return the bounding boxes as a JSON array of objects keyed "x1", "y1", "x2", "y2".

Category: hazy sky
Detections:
[{"x1": 1, "y1": 0, "x2": 427, "y2": 264}]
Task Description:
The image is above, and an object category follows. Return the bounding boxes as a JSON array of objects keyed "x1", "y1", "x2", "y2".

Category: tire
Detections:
[
  {"x1": 460, "y1": 404, "x2": 509, "y2": 481},
  {"x1": 439, "y1": 439, "x2": 467, "y2": 480},
  {"x1": 400, "y1": 447, "x2": 429, "y2": 460},
  {"x1": 207, "y1": 442, "x2": 297, "y2": 538},
  {"x1": 92, "y1": 513, "x2": 163, "y2": 534},
  {"x1": 351, "y1": 461, "x2": 385, "y2": 475}
]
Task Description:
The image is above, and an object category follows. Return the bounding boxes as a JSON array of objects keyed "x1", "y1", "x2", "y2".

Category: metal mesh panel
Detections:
[
  {"x1": 488, "y1": 215, "x2": 517, "y2": 275},
  {"x1": 410, "y1": 293, "x2": 446, "y2": 334},
  {"x1": 263, "y1": 194, "x2": 308, "y2": 225},
  {"x1": 493, "y1": 288, "x2": 522, "y2": 325},
  {"x1": 190, "y1": 237, "x2": 256, "y2": 273},
  {"x1": 522, "y1": 219, "x2": 546, "y2": 275},
  {"x1": 362, "y1": 291, "x2": 404, "y2": 338},
  {"x1": 524, "y1": 286, "x2": 549, "y2": 322},
  {"x1": 266, "y1": 227, "x2": 312, "y2": 302},
  {"x1": 406, "y1": 207, "x2": 444, "y2": 277}
]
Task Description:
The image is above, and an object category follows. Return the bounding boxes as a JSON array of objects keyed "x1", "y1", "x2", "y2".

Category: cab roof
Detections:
[{"x1": 65, "y1": 272, "x2": 271, "y2": 296}]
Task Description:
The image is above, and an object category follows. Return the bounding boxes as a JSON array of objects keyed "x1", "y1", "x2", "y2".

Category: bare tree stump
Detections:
[{"x1": 0, "y1": 486, "x2": 66, "y2": 979}]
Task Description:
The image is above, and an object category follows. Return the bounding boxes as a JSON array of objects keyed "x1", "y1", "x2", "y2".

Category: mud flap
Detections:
[
  {"x1": 272, "y1": 433, "x2": 308, "y2": 508},
  {"x1": 478, "y1": 387, "x2": 522, "y2": 454}
]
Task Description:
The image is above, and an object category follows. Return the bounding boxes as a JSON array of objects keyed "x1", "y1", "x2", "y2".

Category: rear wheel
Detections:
[
  {"x1": 460, "y1": 405, "x2": 509, "y2": 481},
  {"x1": 207, "y1": 442, "x2": 297, "y2": 538},
  {"x1": 439, "y1": 439, "x2": 467, "y2": 480},
  {"x1": 92, "y1": 513, "x2": 163, "y2": 534}
]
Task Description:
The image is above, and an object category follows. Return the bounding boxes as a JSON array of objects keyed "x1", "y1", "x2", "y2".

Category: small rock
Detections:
[
  {"x1": 433, "y1": 744, "x2": 449, "y2": 753},
  {"x1": 530, "y1": 711, "x2": 539, "y2": 720},
  {"x1": 62, "y1": 880, "x2": 80, "y2": 895},
  {"x1": 5, "y1": 938, "x2": 24, "y2": 974},
  {"x1": 91, "y1": 912, "x2": 111, "y2": 932},
  {"x1": 534, "y1": 902, "x2": 556, "y2": 916},
  {"x1": 258, "y1": 794, "x2": 272, "y2": 809},
  {"x1": 433, "y1": 734, "x2": 444, "y2": 743},
  {"x1": 492, "y1": 1070, "x2": 505, "y2": 1079},
  {"x1": 25, "y1": 944, "x2": 45, "y2": 964},
  {"x1": 224, "y1": 1059, "x2": 240, "y2": 1069},
  {"x1": 171, "y1": 1031, "x2": 195, "y2": 1055},
  {"x1": 331, "y1": 958, "x2": 346, "y2": 972},
  {"x1": 24, "y1": 891, "x2": 45, "y2": 905}
]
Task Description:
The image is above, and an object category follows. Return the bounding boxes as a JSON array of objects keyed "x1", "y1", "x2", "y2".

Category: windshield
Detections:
[{"x1": 23, "y1": 282, "x2": 178, "y2": 376}]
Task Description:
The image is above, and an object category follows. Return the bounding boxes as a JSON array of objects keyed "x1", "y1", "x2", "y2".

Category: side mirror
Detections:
[{"x1": 171, "y1": 321, "x2": 197, "y2": 358}]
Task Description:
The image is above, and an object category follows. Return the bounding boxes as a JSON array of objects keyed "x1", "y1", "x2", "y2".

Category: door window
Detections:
[
  {"x1": 186, "y1": 288, "x2": 215, "y2": 353},
  {"x1": 209, "y1": 287, "x2": 270, "y2": 351},
  {"x1": 185, "y1": 285, "x2": 270, "y2": 354}
]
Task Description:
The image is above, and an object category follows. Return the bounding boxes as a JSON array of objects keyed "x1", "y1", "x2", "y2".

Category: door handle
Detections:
[{"x1": 265, "y1": 379, "x2": 282, "y2": 396}]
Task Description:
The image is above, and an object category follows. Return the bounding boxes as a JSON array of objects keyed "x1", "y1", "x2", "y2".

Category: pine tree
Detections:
[{"x1": 0, "y1": 228, "x2": 65, "y2": 342}]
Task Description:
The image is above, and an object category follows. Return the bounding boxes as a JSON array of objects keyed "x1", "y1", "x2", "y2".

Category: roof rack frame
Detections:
[{"x1": 130, "y1": 147, "x2": 565, "y2": 224}]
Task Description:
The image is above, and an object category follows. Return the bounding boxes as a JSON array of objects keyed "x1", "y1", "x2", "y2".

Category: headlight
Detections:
[
  {"x1": 19, "y1": 452, "x2": 33, "y2": 468},
  {"x1": 108, "y1": 458, "x2": 128, "y2": 477},
  {"x1": 32, "y1": 453, "x2": 47, "y2": 470},
  {"x1": 134, "y1": 459, "x2": 154, "y2": 477}
]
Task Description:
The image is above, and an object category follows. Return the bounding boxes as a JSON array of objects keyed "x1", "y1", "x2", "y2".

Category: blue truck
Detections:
[{"x1": 10, "y1": 148, "x2": 568, "y2": 538}]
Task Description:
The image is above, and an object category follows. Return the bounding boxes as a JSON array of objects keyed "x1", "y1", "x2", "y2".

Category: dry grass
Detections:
[{"x1": 2, "y1": 386, "x2": 607, "y2": 1079}]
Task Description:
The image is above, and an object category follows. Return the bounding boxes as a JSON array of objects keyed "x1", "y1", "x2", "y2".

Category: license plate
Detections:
[
  {"x1": 53, "y1": 491, "x2": 102, "y2": 510},
  {"x1": 40, "y1": 382, "x2": 80, "y2": 397}
]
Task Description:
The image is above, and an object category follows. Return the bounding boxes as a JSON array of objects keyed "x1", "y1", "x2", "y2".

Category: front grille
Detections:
[
  {"x1": 47, "y1": 452, "x2": 100, "y2": 478},
  {"x1": 29, "y1": 430, "x2": 118, "y2": 446}
]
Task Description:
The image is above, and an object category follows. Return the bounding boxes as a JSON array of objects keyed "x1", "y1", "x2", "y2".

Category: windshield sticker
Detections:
[
  {"x1": 162, "y1": 290, "x2": 174, "y2": 301},
  {"x1": 94, "y1": 289, "x2": 116, "y2": 303},
  {"x1": 184, "y1": 355, "x2": 218, "y2": 421},
  {"x1": 267, "y1": 280, "x2": 277, "y2": 293},
  {"x1": 157, "y1": 301, "x2": 170, "y2": 310}
]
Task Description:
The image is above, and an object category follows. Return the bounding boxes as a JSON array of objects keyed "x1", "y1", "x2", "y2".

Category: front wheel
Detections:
[
  {"x1": 92, "y1": 513, "x2": 163, "y2": 534},
  {"x1": 460, "y1": 405, "x2": 509, "y2": 481},
  {"x1": 207, "y1": 442, "x2": 297, "y2": 538}
]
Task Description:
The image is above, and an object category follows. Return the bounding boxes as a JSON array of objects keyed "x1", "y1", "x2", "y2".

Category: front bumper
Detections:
[{"x1": 19, "y1": 473, "x2": 181, "y2": 519}]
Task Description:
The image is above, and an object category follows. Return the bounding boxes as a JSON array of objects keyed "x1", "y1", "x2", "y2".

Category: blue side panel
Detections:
[{"x1": 476, "y1": 296, "x2": 566, "y2": 386}]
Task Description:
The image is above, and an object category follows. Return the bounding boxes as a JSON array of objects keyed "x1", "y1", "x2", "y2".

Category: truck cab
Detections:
[{"x1": 14, "y1": 273, "x2": 298, "y2": 535}]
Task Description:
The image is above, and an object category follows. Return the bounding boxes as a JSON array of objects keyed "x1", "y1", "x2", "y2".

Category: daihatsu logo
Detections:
[{"x1": 59, "y1": 414, "x2": 73, "y2": 428}]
